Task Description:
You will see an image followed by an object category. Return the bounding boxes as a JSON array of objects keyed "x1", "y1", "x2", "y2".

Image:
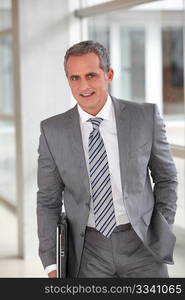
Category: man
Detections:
[{"x1": 37, "y1": 40, "x2": 178, "y2": 278}]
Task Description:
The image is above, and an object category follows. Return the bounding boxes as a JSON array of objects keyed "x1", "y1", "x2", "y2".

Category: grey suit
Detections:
[{"x1": 37, "y1": 96, "x2": 177, "y2": 277}]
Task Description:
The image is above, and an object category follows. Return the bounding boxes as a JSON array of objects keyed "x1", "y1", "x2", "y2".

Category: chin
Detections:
[{"x1": 80, "y1": 99, "x2": 98, "y2": 107}]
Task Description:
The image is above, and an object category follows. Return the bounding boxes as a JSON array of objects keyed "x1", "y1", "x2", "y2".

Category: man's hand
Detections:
[{"x1": 48, "y1": 270, "x2": 57, "y2": 278}]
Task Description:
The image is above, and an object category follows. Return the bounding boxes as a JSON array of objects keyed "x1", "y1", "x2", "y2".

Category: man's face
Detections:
[{"x1": 66, "y1": 52, "x2": 114, "y2": 115}]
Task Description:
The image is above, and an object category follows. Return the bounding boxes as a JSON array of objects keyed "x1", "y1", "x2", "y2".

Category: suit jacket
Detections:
[{"x1": 37, "y1": 96, "x2": 178, "y2": 278}]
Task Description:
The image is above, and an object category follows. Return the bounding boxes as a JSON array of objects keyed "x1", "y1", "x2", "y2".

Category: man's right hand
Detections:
[{"x1": 48, "y1": 270, "x2": 57, "y2": 278}]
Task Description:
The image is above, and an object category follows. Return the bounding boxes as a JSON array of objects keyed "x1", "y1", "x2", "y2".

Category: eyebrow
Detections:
[
  {"x1": 86, "y1": 72, "x2": 97, "y2": 76},
  {"x1": 69, "y1": 72, "x2": 98, "y2": 79},
  {"x1": 70, "y1": 72, "x2": 98, "y2": 78}
]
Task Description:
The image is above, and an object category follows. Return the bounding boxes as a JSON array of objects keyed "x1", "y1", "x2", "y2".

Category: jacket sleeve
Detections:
[
  {"x1": 37, "y1": 120, "x2": 65, "y2": 268},
  {"x1": 148, "y1": 104, "x2": 178, "y2": 225}
]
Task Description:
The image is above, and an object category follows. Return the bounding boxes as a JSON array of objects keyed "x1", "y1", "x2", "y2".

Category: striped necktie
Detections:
[{"x1": 88, "y1": 117, "x2": 116, "y2": 238}]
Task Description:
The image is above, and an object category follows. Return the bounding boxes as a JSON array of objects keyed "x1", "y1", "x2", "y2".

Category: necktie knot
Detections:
[{"x1": 88, "y1": 117, "x2": 103, "y2": 131}]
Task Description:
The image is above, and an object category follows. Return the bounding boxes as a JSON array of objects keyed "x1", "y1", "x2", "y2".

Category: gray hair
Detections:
[{"x1": 64, "y1": 40, "x2": 110, "y2": 76}]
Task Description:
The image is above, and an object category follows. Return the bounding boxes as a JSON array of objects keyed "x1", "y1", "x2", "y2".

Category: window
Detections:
[
  {"x1": 163, "y1": 27, "x2": 184, "y2": 117},
  {"x1": 0, "y1": 0, "x2": 16, "y2": 206},
  {"x1": 0, "y1": 35, "x2": 14, "y2": 115},
  {"x1": 0, "y1": 0, "x2": 12, "y2": 30}
]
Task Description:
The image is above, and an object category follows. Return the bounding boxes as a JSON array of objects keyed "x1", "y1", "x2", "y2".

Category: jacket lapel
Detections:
[
  {"x1": 67, "y1": 106, "x2": 91, "y2": 204},
  {"x1": 112, "y1": 97, "x2": 130, "y2": 195}
]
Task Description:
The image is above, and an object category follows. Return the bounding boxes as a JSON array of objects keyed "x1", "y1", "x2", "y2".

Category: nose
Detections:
[{"x1": 79, "y1": 78, "x2": 91, "y2": 91}]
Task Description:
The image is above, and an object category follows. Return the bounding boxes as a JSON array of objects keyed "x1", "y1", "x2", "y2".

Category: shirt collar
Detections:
[{"x1": 77, "y1": 95, "x2": 115, "y2": 124}]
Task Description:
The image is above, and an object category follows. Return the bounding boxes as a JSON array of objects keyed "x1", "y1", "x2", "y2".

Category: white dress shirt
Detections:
[
  {"x1": 78, "y1": 95, "x2": 129, "y2": 227},
  {"x1": 45, "y1": 94, "x2": 129, "y2": 275}
]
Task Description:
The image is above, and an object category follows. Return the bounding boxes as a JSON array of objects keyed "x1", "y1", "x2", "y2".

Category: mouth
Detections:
[{"x1": 79, "y1": 91, "x2": 95, "y2": 98}]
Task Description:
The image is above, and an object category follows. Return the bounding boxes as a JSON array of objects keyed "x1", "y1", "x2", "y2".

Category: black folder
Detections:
[{"x1": 56, "y1": 212, "x2": 68, "y2": 278}]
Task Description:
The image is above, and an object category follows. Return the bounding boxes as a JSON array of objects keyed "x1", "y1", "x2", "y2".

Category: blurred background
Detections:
[{"x1": 0, "y1": 0, "x2": 184, "y2": 277}]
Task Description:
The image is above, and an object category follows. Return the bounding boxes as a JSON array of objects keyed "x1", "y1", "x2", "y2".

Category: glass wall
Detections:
[
  {"x1": 0, "y1": 0, "x2": 16, "y2": 206},
  {"x1": 162, "y1": 27, "x2": 184, "y2": 117},
  {"x1": 0, "y1": 35, "x2": 14, "y2": 115},
  {"x1": 81, "y1": 0, "x2": 185, "y2": 230},
  {"x1": 0, "y1": 0, "x2": 12, "y2": 30},
  {"x1": 0, "y1": 120, "x2": 16, "y2": 204}
]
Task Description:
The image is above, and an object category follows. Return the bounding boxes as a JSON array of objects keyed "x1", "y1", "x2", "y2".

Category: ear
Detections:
[{"x1": 106, "y1": 68, "x2": 114, "y2": 83}]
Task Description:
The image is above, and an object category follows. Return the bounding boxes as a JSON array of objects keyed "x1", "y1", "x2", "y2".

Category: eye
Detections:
[
  {"x1": 70, "y1": 76, "x2": 79, "y2": 81},
  {"x1": 87, "y1": 73, "x2": 96, "y2": 79}
]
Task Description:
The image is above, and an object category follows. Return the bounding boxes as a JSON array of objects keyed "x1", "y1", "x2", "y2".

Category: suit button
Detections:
[{"x1": 80, "y1": 231, "x2": 85, "y2": 237}]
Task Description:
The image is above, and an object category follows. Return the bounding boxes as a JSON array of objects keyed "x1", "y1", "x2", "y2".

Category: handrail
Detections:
[{"x1": 170, "y1": 144, "x2": 185, "y2": 159}]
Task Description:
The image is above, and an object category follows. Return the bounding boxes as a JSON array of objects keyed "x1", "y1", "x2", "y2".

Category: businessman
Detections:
[{"x1": 37, "y1": 40, "x2": 178, "y2": 278}]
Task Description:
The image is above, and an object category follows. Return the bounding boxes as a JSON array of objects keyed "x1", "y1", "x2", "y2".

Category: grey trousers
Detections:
[{"x1": 78, "y1": 224, "x2": 168, "y2": 278}]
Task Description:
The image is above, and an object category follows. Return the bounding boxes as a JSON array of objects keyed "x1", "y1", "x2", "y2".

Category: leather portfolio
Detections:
[{"x1": 56, "y1": 212, "x2": 68, "y2": 278}]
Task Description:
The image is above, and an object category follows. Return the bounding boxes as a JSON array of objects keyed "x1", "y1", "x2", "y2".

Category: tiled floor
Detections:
[{"x1": 0, "y1": 203, "x2": 184, "y2": 278}]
